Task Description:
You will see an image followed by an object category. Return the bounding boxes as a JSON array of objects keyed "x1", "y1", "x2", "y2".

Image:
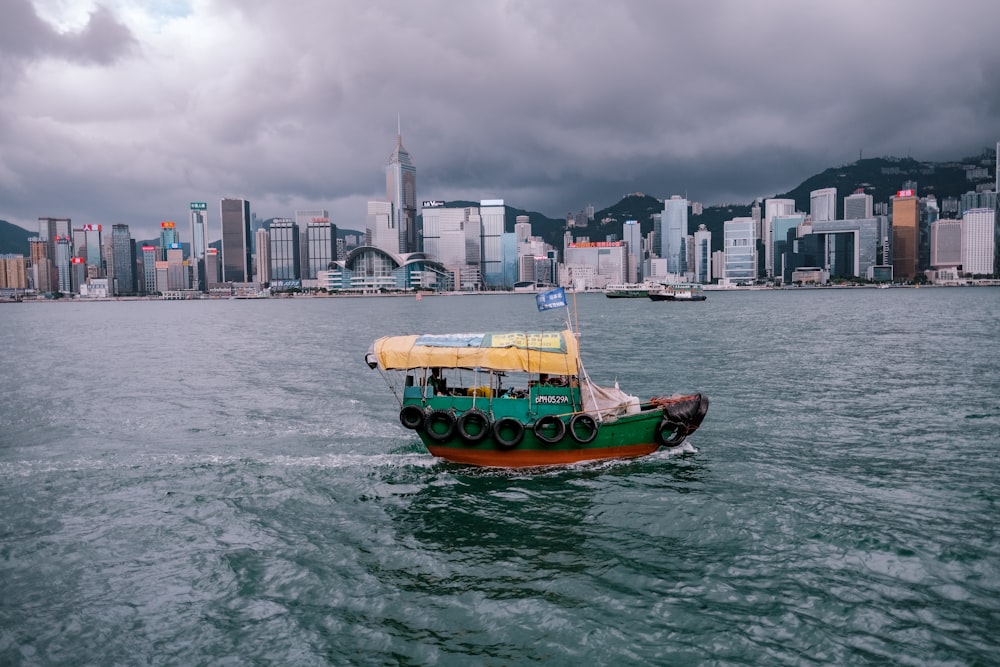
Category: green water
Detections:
[{"x1": 2, "y1": 289, "x2": 998, "y2": 665}]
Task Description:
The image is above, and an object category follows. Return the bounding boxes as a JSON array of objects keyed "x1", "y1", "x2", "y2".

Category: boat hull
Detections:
[{"x1": 402, "y1": 392, "x2": 706, "y2": 468}]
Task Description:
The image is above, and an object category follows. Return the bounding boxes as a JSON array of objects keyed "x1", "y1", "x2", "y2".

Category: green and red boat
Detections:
[{"x1": 366, "y1": 329, "x2": 709, "y2": 468}]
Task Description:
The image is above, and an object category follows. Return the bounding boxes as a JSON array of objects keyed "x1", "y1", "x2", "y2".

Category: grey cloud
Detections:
[
  {"x1": 0, "y1": 1, "x2": 136, "y2": 65},
  {"x1": 1, "y1": 0, "x2": 998, "y2": 240}
]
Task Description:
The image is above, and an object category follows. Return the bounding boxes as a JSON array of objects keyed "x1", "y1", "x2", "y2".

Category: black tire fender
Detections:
[
  {"x1": 425, "y1": 409, "x2": 456, "y2": 443},
  {"x1": 568, "y1": 413, "x2": 599, "y2": 444},
  {"x1": 457, "y1": 408, "x2": 491, "y2": 445},
  {"x1": 533, "y1": 414, "x2": 566, "y2": 444},
  {"x1": 655, "y1": 418, "x2": 687, "y2": 448},
  {"x1": 399, "y1": 404, "x2": 425, "y2": 430},
  {"x1": 493, "y1": 417, "x2": 525, "y2": 449}
]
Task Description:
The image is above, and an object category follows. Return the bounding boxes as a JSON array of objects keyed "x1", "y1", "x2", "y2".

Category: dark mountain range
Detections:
[{"x1": 0, "y1": 220, "x2": 31, "y2": 256}]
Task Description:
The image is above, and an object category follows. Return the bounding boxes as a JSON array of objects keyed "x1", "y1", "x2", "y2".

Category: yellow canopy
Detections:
[{"x1": 371, "y1": 330, "x2": 580, "y2": 375}]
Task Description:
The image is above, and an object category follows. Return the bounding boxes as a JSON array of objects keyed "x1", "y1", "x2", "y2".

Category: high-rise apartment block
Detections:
[{"x1": 962, "y1": 208, "x2": 996, "y2": 275}]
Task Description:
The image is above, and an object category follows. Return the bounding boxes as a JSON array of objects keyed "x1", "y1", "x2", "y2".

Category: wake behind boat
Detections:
[{"x1": 365, "y1": 329, "x2": 709, "y2": 468}]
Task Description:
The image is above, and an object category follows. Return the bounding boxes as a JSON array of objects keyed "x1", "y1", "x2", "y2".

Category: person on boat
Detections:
[{"x1": 427, "y1": 368, "x2": 446, "y2": 395}]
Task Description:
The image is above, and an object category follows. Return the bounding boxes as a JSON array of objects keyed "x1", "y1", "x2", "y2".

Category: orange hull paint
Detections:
[{"x1": 426, "y1": 442, "x2": 660, "y2": 468}]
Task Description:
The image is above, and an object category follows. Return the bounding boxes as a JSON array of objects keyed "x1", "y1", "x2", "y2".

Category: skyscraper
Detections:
[
  {"x1": 962, "y1": 208, "x2": 995, "y2": 275},
  {"x1": 366, "y1": 200, "x2": 395, "y2": 254},
  {"x1": 220, "y1": 198, "x2": 252, "y2": 282},
  {"x1": 693, "y1": 224, "x2": 712, "y2": 284},
  {"x1": 190, "y1": 203, "x2": 208, "y2": 291},
  {"x1": 763, "y1": 199, "x2": 795, "y2": 278},
  {"x1": 110, "y1": 224, "x2": 136, "y2": 295},
  {"x1": 268, "y1": 219, "x2": 300, "y2": 282},
  {"x1": 159, "y1": 222, "x2": 178, "y2": 261},
  {"x1": 386, "y1": 128, "x2": 417, "y2": 253},
  {"x1": 844, "y1": 190, "x2": 874, "y2": 219},
  {"x1": 662, "y1": 196, "x2": 688, "y2": 275},
  {"x1": 724, "y1": 218, "x2": 756, "y2": 285},
  {"x1": 480, "y1": 199, "x2": 505, "y2": 287},
  {"x1": 141, "y1": 246, "x2": 158, "y2": 293},
  {"x1": 623, "y1": 220, "x2": 642, "y2": 283},
  {"x1": 306, "y1": 220, "x2": 336, "y2": 279},
  {"x1": 810, "y1": 188, "x2": 837, "y2": 222},
  {"x1": 891, "y1": 189, "x2": 919, "y2": 281},
  {"x1": 295, "y1": 209, "x2": 330, "y2": 278}
]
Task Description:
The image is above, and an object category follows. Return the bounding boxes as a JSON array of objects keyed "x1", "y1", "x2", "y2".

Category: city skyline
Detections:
[{"x1": 1, "y1": 0, "x2": 998, "y2": 241}]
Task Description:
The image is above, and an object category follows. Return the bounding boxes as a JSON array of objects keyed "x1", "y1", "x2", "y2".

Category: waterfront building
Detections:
[
  {"x1": 919, "y1": 195, "x2": 939, "y2": 272},
  {"x1": 28, "y1": 238, "x2": 51, "y2": 293},
  {"x1": 38, "y1": 217, "x2": 71, "y2": 259},
  {"x1": 110, "y1": 224, "x2": 137, "y2": 295},
  {"x1": 623, "y1": 220, "x2": 643, "y2": 283},
  {"x1": 254, "y1": 228, "x2": 270, "y2": 284},
  {"x1": 723, "y1": 217, "x2": 756, "y2": 285},
  {"x1": 810, "y1": 188, "x2": 837, "y2": 222},
  {"x1": 72, "y1": 224, "x2": 103, "y2": 273},
  {"x1": 204, "y1": 248, "x2": 221, "y2": 285},
  {"x1": 366, "y1": 200, "x2": 396, "y2": 254},
  {"x1": 159, "y1": 222, "x2": 177, "y2": 261},
  {"x1": 763, "y1": 199, "x2": 795, "y2": 278},
  {"x1": 55, "y1": 236, "x2": 73, "y2": 293},
  {"x1": 269, "y1": 219, "x2": 300, "y2": 282},
  {"x1": 844, "y1": 190, "x2": 874, "y2": 220},
  {"x1": 480, "y1": 199, "x2": 505, "y2": 288},
  {"x1": 891, "y1": 190, "x2": 919, "y2": 280},
  {"x1": 693, "y1": 224, "x2": 711, "y2": 284},
  {"x1": 962, "y1": 208, "x2": 996, "y2": 275},
  {"x1": 190, "y1": 203, "x2": 208, "y2": 291},
  {"x1": 515, "y1": 217, "x2": 531, "y2": 244},
  {"x1": 166, "y1": 244, "x2": 187, "y2": 290},
  {"x1": 563, "y1": 240, "x2": 627, "y2": 289},
  {"x1": 220, "y1": 198, "x2": 252, "y2": 283},
  {"x1": 771, "y1": 214, "x2": 806, "y2": 283},
  {"x1": 662, "y1": 196, "x2": 687, "y2": 275},
  {"x1": 295, "y1": 210, "x2": 330, "y2": 278},
  {"x1": 306, "y1": 220, "x2": 336, "y2": 279},
  {"x1": 141, "y1": 246, "x2": 158, "y2": 294},
  {"x1": 751, "y1": 198, "x2": 762, "y2": 239},
  {"x1": 421, "y1": 203, "x2": 479, "y2": 268},
  {"x1": 386, "y1": 130, "x2": 417, "y2": 253},
  {"x1": 930, "y1": 219, "x2": 963, "y2": 269},
  {"x1": 0, "y1": 254, "x2": 28, "y2": 291},
  {"x1": 811, "y1": 217, "x2": 885, "y2": 280},
  {"x1": 712, "y1": 250, "x2": 726, "y2": 281}
]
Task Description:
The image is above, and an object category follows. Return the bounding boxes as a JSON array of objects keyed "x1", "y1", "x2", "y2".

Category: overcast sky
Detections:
[{"x1": 1, "y1": 0, "x2": 997, "y2": 240}]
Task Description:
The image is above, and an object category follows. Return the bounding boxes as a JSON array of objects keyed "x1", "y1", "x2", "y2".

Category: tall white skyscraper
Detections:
[
  {"x1": 724, "y1": 217, "x2": 756, "y2": 285},
  {"x1": 810, "y1": 188, "x2": 837, "y2": 222}
]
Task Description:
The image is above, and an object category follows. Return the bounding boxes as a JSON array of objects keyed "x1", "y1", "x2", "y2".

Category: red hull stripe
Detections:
[{"x1": 425, "y1": 443, "x2": 660, "y2": 468}]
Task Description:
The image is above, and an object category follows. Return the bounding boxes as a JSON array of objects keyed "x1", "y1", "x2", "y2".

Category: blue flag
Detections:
[{"x1": 536, "y1": 287, "x2": 567, "y2": 311}]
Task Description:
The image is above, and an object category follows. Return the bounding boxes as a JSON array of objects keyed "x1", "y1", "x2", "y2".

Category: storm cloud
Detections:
[{"x1": 1, "y1": 0, "x2": 997, "y2": 240}]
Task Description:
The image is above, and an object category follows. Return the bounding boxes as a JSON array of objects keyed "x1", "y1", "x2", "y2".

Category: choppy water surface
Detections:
[{"x1": 2, "y1": 289, "x2": 999, "y2": 665}]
